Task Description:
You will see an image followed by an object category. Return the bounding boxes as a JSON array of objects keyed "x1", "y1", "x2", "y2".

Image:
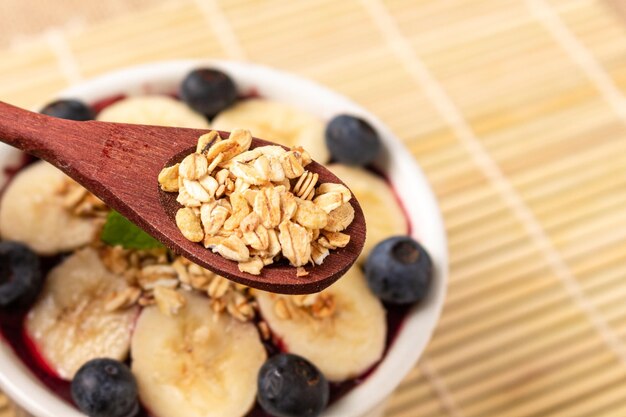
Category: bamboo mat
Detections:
[{"x1": 2, "y1": 0, "x2": 626, "y2": 416}]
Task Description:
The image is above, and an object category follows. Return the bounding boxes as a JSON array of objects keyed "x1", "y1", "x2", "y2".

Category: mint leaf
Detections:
[{"x1": 101, "y1": 211, "x2": 164, "y2": 249}]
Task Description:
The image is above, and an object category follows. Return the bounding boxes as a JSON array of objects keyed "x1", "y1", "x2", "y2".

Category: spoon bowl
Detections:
[{"x1": 0, "y1": 101, "x2": 365, "y2": 294}]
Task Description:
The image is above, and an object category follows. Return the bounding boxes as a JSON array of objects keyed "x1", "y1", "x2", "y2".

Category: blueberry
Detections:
[
  {"x1": 180, "y1": 68, "x2": 238, "y2": 117},
  {"x1": 40, "y1": 99, "x2": 94, "y2": 121},
  {"x1": 71, "y1": 359, "x2": 139, "y2": 417},
  {"x1": 0, "y1": 241, "x2": 42, "y2": 308},
  {"x1": 258, "y1": 354, "x2": 329, "y2": 417},
  {"x1": 325, "y1": 115, "x2": 381, "y2": 166},
  {"x1": 365, "y1": 236, "x2": 433, "y2": 304}
]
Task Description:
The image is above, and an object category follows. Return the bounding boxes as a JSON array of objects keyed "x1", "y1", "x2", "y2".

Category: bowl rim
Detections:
[{"x1": 0, "y1": 59, "x2": 448, "y2": 417}]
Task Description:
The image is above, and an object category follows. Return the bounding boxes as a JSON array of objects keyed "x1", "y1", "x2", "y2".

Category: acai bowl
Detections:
[{"x1": 0, "y1": 60, "x2": 448, "y2": 417}]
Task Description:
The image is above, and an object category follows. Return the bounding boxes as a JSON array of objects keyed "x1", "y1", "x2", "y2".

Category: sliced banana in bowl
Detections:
[
  {"x1": 212, "y1": 99, "x2": 330, "y2": 163},
  {"x1": 0, "y1": 161, "x2": 102, "y2": 256},
  {"x1": 97, "y1": 95, "x2": 210, "y2": 128},
  {"x1": 327, "y1": 164, "x2": 408, "y2": 265},
  {"x1": 131, "y1": 291, "x2": 267, "y2": 417},
  {"x1": 257, "y1": 266, "x2": 386, "y2": 382},
  {"x1": 25, "y1": 248, "x2": 139, "y2": 380}
]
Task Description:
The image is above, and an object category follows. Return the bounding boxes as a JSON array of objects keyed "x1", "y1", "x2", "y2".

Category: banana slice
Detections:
[
  {"x1": 257, "y1": 266, "x2": 386, "y2": 382},
  {"x1": 327, "y1": 164, "x2": 407, "y2": 264},
  {"x1": 211, "y1": 99, "x2": 330, "y2": 163},
  {"x1": 25, "y1": 248, "x2": 139, "y2": 380},
  {"x1": 0, "y1": 161, "x2": 101, "y2": 255},
  {"x1": 97, "y1": 95, "x2": 210, "y2": 128},
  {"x1": 131, "y1": 291, "x2": 266, "y2": 417}
]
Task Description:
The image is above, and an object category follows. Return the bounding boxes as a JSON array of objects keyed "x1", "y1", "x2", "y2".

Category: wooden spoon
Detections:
[{"x1": 0, "y1": 101, "x2": 365, "y2": 294}]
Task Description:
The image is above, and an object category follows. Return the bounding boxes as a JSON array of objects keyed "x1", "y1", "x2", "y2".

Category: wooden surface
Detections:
[{"x1": 1, "y1": 0, "x2": 626, "y2": 416}]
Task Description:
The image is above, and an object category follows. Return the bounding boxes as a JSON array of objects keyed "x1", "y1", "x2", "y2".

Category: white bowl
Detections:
[{"x1": 0, "y1": 60, "x2": 448, "y2": 417}]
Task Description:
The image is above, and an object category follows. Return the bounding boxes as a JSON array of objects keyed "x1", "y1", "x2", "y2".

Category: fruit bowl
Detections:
[{"x1": 0, "y1": 60, "x2": 448, "y2": 417}]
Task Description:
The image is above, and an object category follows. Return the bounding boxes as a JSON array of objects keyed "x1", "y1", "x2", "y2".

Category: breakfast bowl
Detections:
[{"x1": 0, "y1": 60, "x2": 448, "y2": 417}]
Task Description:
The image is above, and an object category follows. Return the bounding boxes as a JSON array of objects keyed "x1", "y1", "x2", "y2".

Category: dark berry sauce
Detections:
[{"x1": 0, "y1": 92, "x2": 413, "y2": 417}]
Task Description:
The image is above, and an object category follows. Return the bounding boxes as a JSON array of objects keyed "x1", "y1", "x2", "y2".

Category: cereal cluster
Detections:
[{"x1": 158, "y1": 129, "x2": 355, "y2": 276}]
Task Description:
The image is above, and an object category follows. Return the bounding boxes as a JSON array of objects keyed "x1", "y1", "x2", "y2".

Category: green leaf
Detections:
[{"x1": 101, "y1": 211, "x2": 164, "y2": 250}]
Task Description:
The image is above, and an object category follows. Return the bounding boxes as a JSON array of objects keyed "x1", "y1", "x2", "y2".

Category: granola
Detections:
[
  {"x1": 98, "y1": 245, "x2": 257, "y2": 322},
  {"x1": 271, "y1": 292, "x2": 336, "y2": 321},
  {"x1": 154, "y1": 286, "x2": 186, "y2": 317},
  {"x1": 159, "y1": 129, "x2": 355, "y2": 276},
  {"x1": 104, "y1": 286, "x2": 142, "y2": 312},
  {"x1": 57, "y1": 178, "x2": 109, "y2": 219}
]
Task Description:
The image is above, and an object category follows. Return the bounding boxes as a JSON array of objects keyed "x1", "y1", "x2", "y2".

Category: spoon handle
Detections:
[
  {"x1": 0, "y1": 100, "x2": 215, "y2": 222},
  {"x1": 0, "y1": 101, "x2": 128, "y2": 197},
  {"x1": 0, "y1": 101, "x2": 67, "y2": 158},
  {"x1": 0, "y1": 101, "x2": 190, "y2": 191}
]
